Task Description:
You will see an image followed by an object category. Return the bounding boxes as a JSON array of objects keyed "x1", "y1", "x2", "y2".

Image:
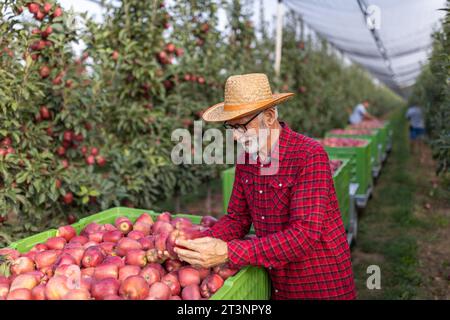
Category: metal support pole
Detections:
[{"x1": 274, "y1": 0, "x2": 283, "y2": 78}]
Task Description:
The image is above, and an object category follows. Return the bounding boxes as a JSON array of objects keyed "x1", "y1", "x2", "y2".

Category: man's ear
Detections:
[{"x1": 263, "y1": 108, "x2": 277, "y2": 127}]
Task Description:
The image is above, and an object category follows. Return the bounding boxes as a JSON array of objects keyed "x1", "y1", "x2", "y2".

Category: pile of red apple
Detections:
[
  {"x1": 319, "y1": 137, "x2": 368, "y2": 147},
  {"x1": 329, "y1": 159, "x2": 343, "y2": 174},
  {"x1": 329, "y1": 129, "x2": 374, "y2": 135},
  {"x1": 0, "y1": 213, "x2": 239, "y2": 300},
  {"x1": 349, "y1": 120, "x2": 385, "y2": 129}
]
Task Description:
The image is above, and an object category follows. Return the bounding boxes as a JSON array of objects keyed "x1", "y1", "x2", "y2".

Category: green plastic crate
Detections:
[
  {"x1": 346, "y1": 121, "x2": 391, "y2": 158},
  {"x1": 325, "y1": 130, "x2": 382, "y2": 169},
  {"x1": 7, "y1": 207, "x2": 270, "y2": 300},
  {"x1": 222, "y1": 166, "x2": 236, "y2": 213},
  {"x1": 322, "y1": 140, "x2": 373, "y2": 197},
  {"x1": 329, "y1": 158, "x2": 350, "y2": 229}
]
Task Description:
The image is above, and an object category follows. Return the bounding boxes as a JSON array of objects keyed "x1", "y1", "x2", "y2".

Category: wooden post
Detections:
[{"x1": 274, "y1": 0, "x2": 284, "y2": 79}]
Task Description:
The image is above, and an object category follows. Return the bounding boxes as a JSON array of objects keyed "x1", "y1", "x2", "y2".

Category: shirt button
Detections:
[
  {"x1": 259, "y1": 190, "x2": 263, "y2": 194},
  {"x1": 260, "y1": 164, "x2": 264, "y2": 167},
  {"x1": 268, "y1": 266, "x2": 272, "y2": 270},
  {"x1": 278, "y1": 183, "x2": 282, "y2": 187},
  {"x1": 261, "y1": 216, "x2": 265, "y2": 220},
  {"x1": 275, "y1": 289, "x2": 279, "y2": 293},
  {"x1": 245, "y1": 179, "x2": 248, "y2": 183}
]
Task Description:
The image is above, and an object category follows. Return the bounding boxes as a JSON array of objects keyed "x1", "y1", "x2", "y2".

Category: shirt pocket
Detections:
[{"x1": 268, "y1": 176, "x2": 295, "y2": 209}]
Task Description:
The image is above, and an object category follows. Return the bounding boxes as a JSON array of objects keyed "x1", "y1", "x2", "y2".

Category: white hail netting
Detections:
[{"x1": 284, "y1": 0, "x2": 447, "y2": 91}]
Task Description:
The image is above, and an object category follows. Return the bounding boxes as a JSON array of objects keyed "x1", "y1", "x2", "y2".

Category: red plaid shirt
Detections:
[{"x1": 204, "y1": 122, "x2": 356, "y2": 300}]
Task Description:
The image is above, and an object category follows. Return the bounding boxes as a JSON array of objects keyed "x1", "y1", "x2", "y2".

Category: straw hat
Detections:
[{"x1": 202, "y1": 73, "x2": 294, "y2": 122}]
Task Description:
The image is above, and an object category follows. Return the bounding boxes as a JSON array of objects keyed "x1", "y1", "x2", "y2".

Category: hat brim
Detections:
[{"x1": 201, "y1": 92, "x2": 295, "y2": 122}]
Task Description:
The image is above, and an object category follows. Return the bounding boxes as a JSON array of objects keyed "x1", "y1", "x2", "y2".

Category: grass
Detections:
[{"x1": 353, "y1": 109, "x2": 424, "y2": 299}]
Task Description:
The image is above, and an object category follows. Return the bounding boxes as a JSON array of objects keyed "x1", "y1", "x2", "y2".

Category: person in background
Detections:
[
  {"x1": 405, "y1": 104, "x2": 426, "y2": 158},
  {"x1": 348, "y1": 100, "x2": 377, "y2": 125}
]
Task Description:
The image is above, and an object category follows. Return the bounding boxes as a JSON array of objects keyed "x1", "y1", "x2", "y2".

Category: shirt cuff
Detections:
[{"x1": 226, "y1": 239, "x2": 252, "y2": 269}]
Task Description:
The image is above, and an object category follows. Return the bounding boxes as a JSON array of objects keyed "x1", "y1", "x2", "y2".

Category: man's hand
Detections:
[{"x1": 174, "y1": 237, "x2": 228, "y2": 268}]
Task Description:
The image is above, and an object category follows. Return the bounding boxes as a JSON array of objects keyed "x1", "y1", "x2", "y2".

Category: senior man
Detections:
[{"x1": 174, "y1": 73, "x2": 356, "y2": 300}]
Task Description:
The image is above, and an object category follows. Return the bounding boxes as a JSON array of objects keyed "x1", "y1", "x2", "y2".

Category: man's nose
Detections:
[{"x1": 232, "y1": 130, "x2": 242, "y2": 141}]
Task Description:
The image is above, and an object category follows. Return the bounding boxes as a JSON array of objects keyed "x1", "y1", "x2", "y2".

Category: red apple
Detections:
[
  {"x1": 31, "y1": 243, "x2": 48, "y2": 252},
  {"x1": 194, "y1": 266, "x2": 210, "y2": 281},
  {"x1": 0, "y1": 282, "x2": 10, "y2": 300},
  {"x1": 103, "y1": 294, "x2": 123, "y2": 300},
  {"x1": 147, "y1": 282, "x2": 171, "y2": 300},
  {"x1": 35, "y1": 250, "x2": 58, "y2": 269},
  {"x1": 57, "y1": 225, "x2": 77, "y2": 241},
  {"x1": 63, "y1": 288, "x2": 91, "y2": 300},
  {"x1": 118, "y1": 265, "x2": 141, "y2": 282},
  {"x1": 164, "y1": 259, "x2": 183, "y2": 273},
  {"x1": 7, "y1": 288, "x2": 32, "y2": 300},
  {"x1": 81, "y1": 267, "x2": 95, "y2": 278},
  {"x1": 115, "y1": 238, "x2": 142, "y2": 257},
  {"x1": 88, "y1": 231, "x2": 104, "y2": 243},
  {"x1": 91, "y1": 278, "x2": 120, "y2": 300},
  {"x1": 43, "y1": 2, "x2": 52, "y2": 13},
  {"x1": 170, "y1": 295, "x2": 182, "y2": 300},
  {"x1": 69, "y1": 235, "x2": 88, "y2": 245},
  {"x1": 52, "y1": 6, "x2": 62, "y2": 18},
  {"x1": 45, "y1": 275, "x2": 71, "y2": 300},
  {"x1": 145, "y1": 249, "x2": 163, "y2": 264},
  {"x1": 55, "y1": 253, "x2": 77, "y2": 267},
  {"x1": 161, "y1": 272, "x2": 181, "y2": 296},
  {"x1": 136, "y1": 213, "x2": 154, "y2": 225},
  {"x1": 171, "y1": 217, "x2": 193, "y2": 230},
  {"x1": 178, "y1": 267, "x2": 201, "y2": 288},
  {"x1": 90, "y1": 147, "x2": 99, "y2": 156},
  {"x1": 125, "y1": 249, "x2": 147, "y2": 267},
  {"x1": 103, "y1": 230, "x2": 123, "y2": 243},
  {"x1": 111, "y1": 50, "x2": 119, "y2": 61},
  {"x1": 133, "y1": 221, "x2": 151, "y2": 235},
  {"x1": 27, "y1": 2, "x2": 39, "y2": 14},
  {"x1": 46, "y1": 236, "x2": 67, "y2": 250},
  {"x1": 138, "y1": 236, "x2": 155, "y2": 250},
  {"x1": 82, "y1": 246, "x2": 105, "y2": 268},
  {"x1": 147, "y1": 263, "x2": 166, "y2": 278},
  {"x1": 95, "y1": 155, "x2": 106, "y2": 166},
  {"x1": 213, "y1": 264, "x2": 238, "y2": 280},
  {"x1": 127, "y1": 230, "x2": 145, "y2": 241},
  {"x1": 81, "y1": 222, "x2": 101, "y2": 235},
  {"x1": 102, "y1": 256, "x2": 124, "y2": 268},
  {"x1": 157, "y1": 212, "x2": 172, "y2": 222},
  {"x1": 152, "y1": 221, "x2": 174, "y2": 235},
  {"x1": 94, "y1": 264, "x2": 119, "y2": 281},
  {"x1": 39, "y1": 106, "x2": 50, "y2": 120},
  {"x1": 200, "y1": 216, "x2": 218, "y2": 228},
  {"x1": 83, "y1": 240, "x2": 99, "y2": 248},
  {"x1": 98, "y1": 242, "x2": 115, "y2": 255},
  {"x1": 181, "y1": 284, "x2": 202, "y2": 300},
  {"x1": 140, "y1": 266, "x2": 161, "y2": 286},
  {"x1": 200, "y1": 274, "x2": 224, "y2": 298},
  {"x1": 115, "y1": 217, "x2": 133, "y2": 234},
  {"x1": 63, "y1": 192, "x2": 73, "y2": 205},
  {"x1": 85, "y1": 155, "x2": 95, "y2": 166},
  {"x1": 31, "y1": 283, "x2": 46, "y2": 300},
  {"x1": 119, "y1": 275, "x2": 149, "y2": 300},
  {"x1": 11, "y1": 257, "x2": 35, "y2": 275},
  {"x1": 39, "y1": 65, "x2": 50, "y2": 78}
]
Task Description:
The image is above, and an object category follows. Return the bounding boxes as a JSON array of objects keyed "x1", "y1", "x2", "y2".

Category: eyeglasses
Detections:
[{"x1": 223, "y1": 111, "x2": 262, "y2": 133}]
